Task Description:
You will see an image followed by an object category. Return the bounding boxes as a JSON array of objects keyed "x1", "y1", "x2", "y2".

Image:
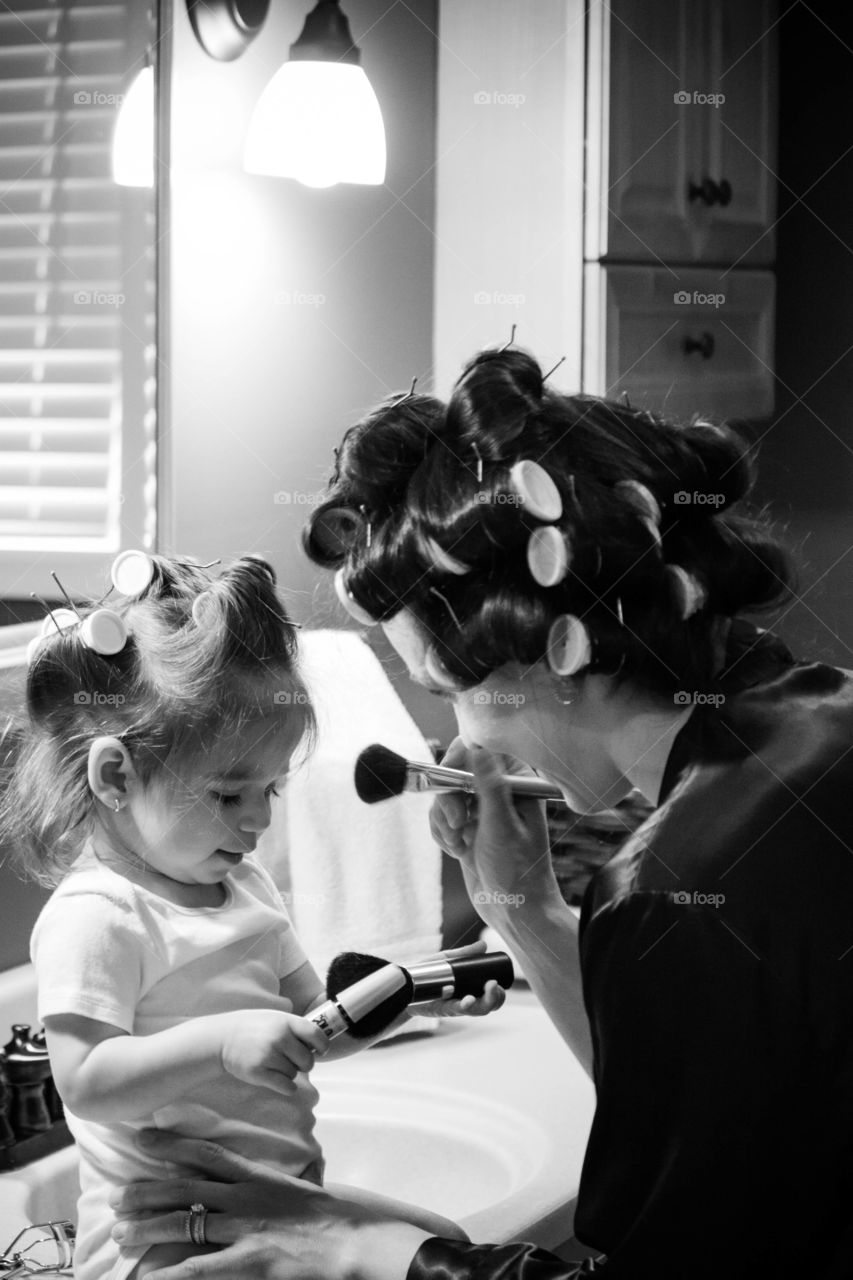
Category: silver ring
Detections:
[{"x1": 188, "y1": 1202, "x2": 208, "y2": 1246}]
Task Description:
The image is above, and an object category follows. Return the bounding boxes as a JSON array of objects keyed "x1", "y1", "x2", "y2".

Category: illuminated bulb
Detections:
[
  {"x1": 244, "y1": 61, "x2": 385, "y2": 188},
  {"x1": 112, "y1": 65, "x2": 155, "y2": 188}
]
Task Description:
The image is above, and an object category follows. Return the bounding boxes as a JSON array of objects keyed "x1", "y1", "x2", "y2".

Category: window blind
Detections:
[{"x1": 0, "y1": 0, "x2": 149, "y2": 562}]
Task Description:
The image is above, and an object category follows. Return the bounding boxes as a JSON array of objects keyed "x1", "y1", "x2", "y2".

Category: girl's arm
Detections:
[{"x1": 44, "y1": 1004, "x2": 327, "y2": 1123}]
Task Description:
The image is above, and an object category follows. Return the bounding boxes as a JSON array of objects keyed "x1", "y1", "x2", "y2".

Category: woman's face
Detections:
[{"x1": 381, "y1": 612, "x2": 633, "y2": 813}]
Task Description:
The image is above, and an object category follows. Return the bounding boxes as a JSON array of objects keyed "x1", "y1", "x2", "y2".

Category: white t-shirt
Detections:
[{"x1": 30, "y1": 853, "x2": 323, "y2": 1280}]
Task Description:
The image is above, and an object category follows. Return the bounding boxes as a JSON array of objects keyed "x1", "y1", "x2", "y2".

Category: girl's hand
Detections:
[
  {"x1": 429, "y1": 739, "x2": 560, "y2": 921},
  {"x1": 218, "y1": 1009, "x2": 329, "y2": 1097}
]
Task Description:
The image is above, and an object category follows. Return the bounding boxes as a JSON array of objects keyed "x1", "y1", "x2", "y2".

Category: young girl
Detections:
[{"x1": 0, "y1": 552, "x2": 486, "y2": 1280}]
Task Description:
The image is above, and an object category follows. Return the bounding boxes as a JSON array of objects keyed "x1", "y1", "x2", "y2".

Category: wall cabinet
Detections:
[{"x1": 584, "y1": 0, "x2": 779, "y2": 419}]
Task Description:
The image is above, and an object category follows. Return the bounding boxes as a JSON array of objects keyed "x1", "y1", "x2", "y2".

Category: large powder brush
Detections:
[
  {"x1": 326, "y1": 949, "x2": 515, "y2": 1040},
  {"x1": 354, "y1": 742, "x2": 567, "y2": 806}
]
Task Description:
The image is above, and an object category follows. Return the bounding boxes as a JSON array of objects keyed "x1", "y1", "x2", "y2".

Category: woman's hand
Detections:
[
  {"x1": 429, "y1": 739, "x2": 560, "y2": 921},
  {"x1": 403, "y1": 941, "x2": 507, "y2": 1019},
  {"x1": 218, "y1": 1009, "x2": 329, "y2": 1097},
  {"x1": 110, "y1": 1129, "x2": 430, "y2": 1280}
]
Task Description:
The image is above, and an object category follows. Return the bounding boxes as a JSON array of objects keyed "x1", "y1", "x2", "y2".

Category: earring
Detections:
[
  {"x1": 555, "y1": 682, "x2": 574, "y2": 705},
  {"x1": 113, "y1": 798, "x2": 121, "y2": 813}
]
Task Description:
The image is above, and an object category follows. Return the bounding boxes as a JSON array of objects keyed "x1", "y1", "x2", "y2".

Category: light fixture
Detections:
[
  {"x1": 243, "y1": 0, "x2": 386, "y2": 189},
  {"x1": 111, "y1": 64, "x2": 155, "y2": 188},
  {"x1": 187, "y1": 0, "x2": 270, "y2": 62}
]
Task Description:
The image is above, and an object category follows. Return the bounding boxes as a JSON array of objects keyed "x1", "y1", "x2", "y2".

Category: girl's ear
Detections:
[{"x1": 87, "y1": 736, "x2": 137, "y2": 810}]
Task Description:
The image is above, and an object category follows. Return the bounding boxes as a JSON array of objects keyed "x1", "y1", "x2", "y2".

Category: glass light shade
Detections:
[
  {"x1": 244, "y1": 61, "x2": 386, "y2": 188},
  {"x1": 112, "y1": 65, "x2": 155, "y2": 187}
]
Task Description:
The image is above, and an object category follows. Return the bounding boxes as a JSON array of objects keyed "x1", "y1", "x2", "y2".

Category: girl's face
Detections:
[{"x1": 125, "y1": 717, "x2": 294, "y2": 886}]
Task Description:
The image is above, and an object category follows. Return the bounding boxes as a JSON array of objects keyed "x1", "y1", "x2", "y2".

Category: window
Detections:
[{"x1": 0, "y1": 0, "x2": 156, "y2": 600}]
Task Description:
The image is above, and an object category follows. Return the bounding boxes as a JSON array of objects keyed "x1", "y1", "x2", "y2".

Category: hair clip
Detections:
[
  {"x1": 359, "y1": 504, "x2": 372, "y2": 549},
  {"x1": 111, "y1": 550, "x2": 156, "y2": 597},
  {"x1": 80, "y1": 609, "x2": 128, "y2": 655},
  {"x1": 527, "y1": 525, "x2": 571, "y2": 587},
  {"x1": 424, "y1": 644, "x2": 463, "y2": 692},
  {"x1": 620, "y1": 391, "x2": 632, "y2": 408},
  {"x1": 33, "y1": 600, "x2": 78, "y2": 638},
  {"x1": 191, "y1": 592, "x2": 215, "y2": 627},
  {"x1": 311, "y1": 505, "x2": 364, "y2": 558},
  {"x1": 508, "y1": 460, "x2": 563, "y2": 522},
  {"x1": 420, "y1": 532, "x2": 470, "y2": 576},
  {"x1": 667, "y1": 565, "x2": 707, "y2": 620},
  {"x1": 542, "y1": 355, "x2": 566, "y2": 383},
  {"x1": 615, "y1": 596, "x2": 624, "y2": 627},
  {"x1": 499, "y1": 324, "x2": 517, "y2": 353},
  {"x1": 333, "y1": 568, "x2": 377, "y2": 627},
  {"x1": 546, "y1": 614, "x2": 592, "y2": 677},
  {"x1": 428, "y1": 585, "x2": 463, "y2": 631},
  {"x1": 616, "y1": 479, "x2": 662, "y2": 548},
  {"x1": 471, "y1": 442, "x2": 483, "y2": 484}
]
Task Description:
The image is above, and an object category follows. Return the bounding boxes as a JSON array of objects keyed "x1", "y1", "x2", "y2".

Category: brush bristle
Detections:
[
  {"x1": 354, "y1": 743, "x2": 409, "y2": 804},
  {"x1": 326, "y1": 950, "x2": 414, "y2": 1040}
]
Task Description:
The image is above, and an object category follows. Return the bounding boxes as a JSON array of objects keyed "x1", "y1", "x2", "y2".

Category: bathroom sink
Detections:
[
  {"x1": 0, "y1": 989, "x2": 596, "y2": 1250},
  {"x1": 315, "y1": 1077, "x2": 548, "y2": 1220}
]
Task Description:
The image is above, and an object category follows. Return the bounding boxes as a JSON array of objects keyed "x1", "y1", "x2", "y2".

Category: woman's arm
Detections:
[
  {"x1": 430, "y1": 742, "x2": 593, "y2": 1077},
  {"x1": 110, "y1": 1131, "x2": 599, "y2": 1280}
]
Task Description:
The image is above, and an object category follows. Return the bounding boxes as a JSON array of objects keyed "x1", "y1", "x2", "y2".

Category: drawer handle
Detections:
[
  {"x1": 682, "y1": 332, "x2": 715, "y2": 360},
  {"x1": 687, "y1": 177, "x2": 732, "y2": 207}
]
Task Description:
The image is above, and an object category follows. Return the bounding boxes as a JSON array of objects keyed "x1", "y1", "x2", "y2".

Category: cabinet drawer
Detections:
[{"x1": 583, "y1": 265, "x2": 775, "y2": 420}]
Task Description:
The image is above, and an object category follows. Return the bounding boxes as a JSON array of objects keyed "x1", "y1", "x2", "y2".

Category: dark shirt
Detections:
[{"x1": 408, "y1": 621, "x2": 853, "y2": 1280}]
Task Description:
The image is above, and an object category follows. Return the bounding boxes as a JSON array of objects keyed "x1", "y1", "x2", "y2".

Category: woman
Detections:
[{"x1": 112, "y1": 348, "x2": 853, "y2": 1278}]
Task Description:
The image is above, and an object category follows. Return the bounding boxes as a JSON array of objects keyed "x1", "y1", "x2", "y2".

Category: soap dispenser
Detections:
[{"x1": 2, "y1": 1024, "x2": 52, "y2": 1136}]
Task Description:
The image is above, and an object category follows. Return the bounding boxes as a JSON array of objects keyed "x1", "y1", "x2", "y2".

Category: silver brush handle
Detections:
[{"x1": 408, "y1": 761, "x2": 567, "y2": 803}]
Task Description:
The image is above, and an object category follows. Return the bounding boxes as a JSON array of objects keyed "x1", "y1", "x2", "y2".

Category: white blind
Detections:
[{"x1": 0, "y1": 0, "x2": 149, "y2": 560}]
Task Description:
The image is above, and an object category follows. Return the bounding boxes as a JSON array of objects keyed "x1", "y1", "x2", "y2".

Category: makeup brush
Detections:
[
  {"x1": 308, "y1": 965, "x2": 411, "y2": 1042},
  {"x1": 324, "y1": 950, "x2": 515, "y2": 1040},
  {"x1": 354, "y1": 742, "x2": 568, "y2": 806}
]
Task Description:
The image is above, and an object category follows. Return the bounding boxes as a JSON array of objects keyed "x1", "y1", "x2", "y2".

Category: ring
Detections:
[{"x1": 188, "y1": 1202, "x2": 208, "y2": 1246}]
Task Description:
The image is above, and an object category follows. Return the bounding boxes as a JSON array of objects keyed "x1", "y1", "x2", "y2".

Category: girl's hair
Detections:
[
  {"x1": 0, "y1": 554, "x2": 315, "y2": 886},
  {"x1": 304, "y1": 346, "x2": 796, "y2": 697}
]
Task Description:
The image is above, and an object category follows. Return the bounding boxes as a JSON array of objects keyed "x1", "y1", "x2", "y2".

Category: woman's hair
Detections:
[
  {"x1": 304, "y1": 346, "x2": 796, "y2": 697},
  {"x1": 0, "y1": 554, "x2": 315, "y2": 886}
]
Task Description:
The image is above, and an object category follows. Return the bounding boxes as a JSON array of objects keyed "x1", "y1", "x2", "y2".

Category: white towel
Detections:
[{"x1": 256, "y1": 630, "x2": 443, "y2": 978}]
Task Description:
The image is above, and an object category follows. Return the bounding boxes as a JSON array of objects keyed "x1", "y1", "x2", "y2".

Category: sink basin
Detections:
[{"x1": 315, "y1": 1076, "x2": 548, "y2": 1220}]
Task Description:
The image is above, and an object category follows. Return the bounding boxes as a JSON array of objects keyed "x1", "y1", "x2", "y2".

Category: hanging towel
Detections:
[{"x1": 256, "y1": 630, "x2": 443, "y2": 978}]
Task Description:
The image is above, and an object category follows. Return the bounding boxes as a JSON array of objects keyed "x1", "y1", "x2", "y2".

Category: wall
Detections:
[{"x1": 753, "y1": 5, "x2": 853, "y2": 669}]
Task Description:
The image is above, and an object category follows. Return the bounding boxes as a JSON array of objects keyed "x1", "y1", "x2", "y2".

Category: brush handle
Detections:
[
  {"x1": 414, "y1": 761, "x2": 566, "y2": 803},
  {"x1": 408, "y1": 952, "x2": 515, "y2": 1003}
]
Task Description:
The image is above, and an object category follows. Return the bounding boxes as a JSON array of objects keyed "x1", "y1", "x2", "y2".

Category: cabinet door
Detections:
[
  {"x1": 587, "y1": 0, "x2": 777, "y2": 265},
  {"x1": 583, "y1": 264, "x2": 775, "y2": 420},
  {"x1": 699, "y1": 0, "x2": 778, "y2": 263}
]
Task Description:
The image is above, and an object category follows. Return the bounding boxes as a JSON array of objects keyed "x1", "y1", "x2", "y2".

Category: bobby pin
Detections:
[
  {"x1": 615, "y1": 596, "x2": 624, "y2": 627},
  {"x1": 543, "y1": 356, "x2": 566, "y2": 382},
  {"x1": 50, "y1": 570, "x2": 82, "y2": 618},
  {"x1": 429, "y1": 585, "x2": 462, "y2": 631},
  {"x1": 359, "y1": 504, "x2": 372, "y2": 548},
  {"x1": 30, "y1": 592, "x2": 64, "y2": 634},
  {"x1": 471, "y1": 441, "x2": 483, "y2": 483},
  {"x1": 499, "y1": 324, "x2": 517, "y2": 353},
  {"x1": 393, "y1": 377, "x2": 418, "y2": 405}
]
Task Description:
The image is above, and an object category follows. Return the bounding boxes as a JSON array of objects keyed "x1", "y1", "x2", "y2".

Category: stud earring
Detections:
[{"x1": 113, "y1": 798, "x2": 121, "y2": 813}]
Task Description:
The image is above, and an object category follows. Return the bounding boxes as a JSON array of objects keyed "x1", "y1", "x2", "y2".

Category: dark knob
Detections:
[
  {"x1": 687, "y1": 177, "x2": 733, "y2": 206},
  {"x1": 682, "y1": 332, "x2": 715, "y2": 360}
]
